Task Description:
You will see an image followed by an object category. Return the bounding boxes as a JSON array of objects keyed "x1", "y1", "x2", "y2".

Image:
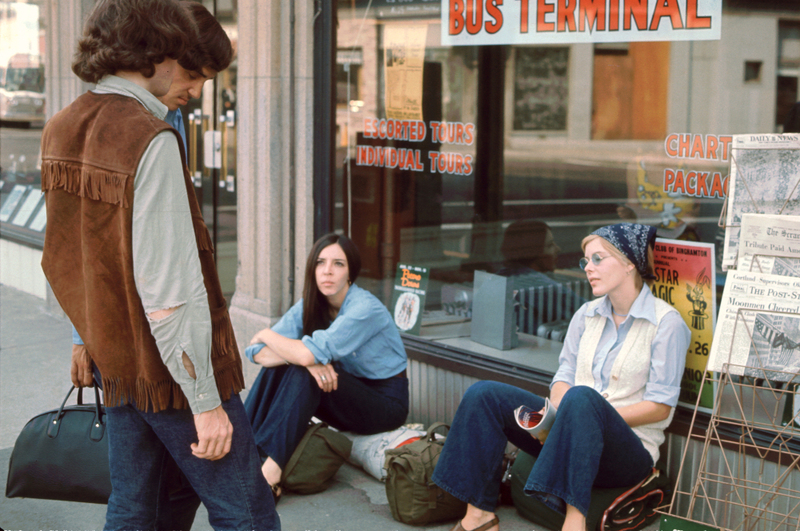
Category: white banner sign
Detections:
[{"x1": 441, "y1": 0, "x2": 721, "y2": 46}]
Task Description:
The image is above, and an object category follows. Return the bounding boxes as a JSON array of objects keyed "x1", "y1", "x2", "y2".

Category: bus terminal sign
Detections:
[{"x1": 442, "y1": 0, "x2": 721, "y2": 46}]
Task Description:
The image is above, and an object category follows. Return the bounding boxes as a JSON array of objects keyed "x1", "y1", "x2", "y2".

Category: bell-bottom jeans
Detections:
[
  {"x1": 103, "y1": 394, "x2": 280, "y2": 531},
  {"x1": 431, "y1": 381, "x2": 653, "y2": 517},
  {"x1": 244, "y1": 362, "x2": 409, "y2": 469}
]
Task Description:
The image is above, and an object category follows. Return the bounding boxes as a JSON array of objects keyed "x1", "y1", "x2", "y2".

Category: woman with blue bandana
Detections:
[{"x1": 431, "y1": 223, "x2": 691, "y2": 531}]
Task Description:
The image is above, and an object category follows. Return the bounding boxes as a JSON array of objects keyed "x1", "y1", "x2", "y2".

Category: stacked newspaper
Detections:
[
  {"x1": 709, "y1": 213, "x2": 800, "y2": 381},
  {"x1": 708, "y1": 271, "x2": 800, "y2": 381},
  {"x1": 722, "y1": 134, "x2": 800, "y2": 271}
]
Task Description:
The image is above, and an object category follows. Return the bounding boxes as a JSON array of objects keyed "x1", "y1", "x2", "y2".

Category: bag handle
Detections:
[
  {"x1": 47, "y1": 382, "x2": 105, "y2": 442},
  {"x1": 425, "y1": 422, "x2": 450, "y2": 443}
]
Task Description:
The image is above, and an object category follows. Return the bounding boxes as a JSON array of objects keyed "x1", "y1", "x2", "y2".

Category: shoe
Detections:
[
  {"x1": 269, "y1": 482, "x2": 282, "y2": 505},
  {"x1": 450, "y1": 515, "x2": 499, "y2": 531}
]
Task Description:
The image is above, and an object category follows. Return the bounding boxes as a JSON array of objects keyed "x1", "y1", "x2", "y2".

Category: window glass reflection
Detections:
[{"x1": 0, "y1": 1, "x2": 47, "y2": 241}]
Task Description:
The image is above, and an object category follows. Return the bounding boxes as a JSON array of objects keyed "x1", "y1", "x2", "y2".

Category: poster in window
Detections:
[
  {"x1": 391, "y1": 264, "x2": 429, "y2": 335},
  {"x1": 653, "y1": 238, "x2": 716, "y2": 410},
  {"x1": 384, "y1": 25, "x2": 427, "y2": 121}
]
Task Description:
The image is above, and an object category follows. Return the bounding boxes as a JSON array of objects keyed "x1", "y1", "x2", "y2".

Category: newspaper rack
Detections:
[
  {"x1": 661, "y1": 305, "x2": 800, "y2": 531},
  {"x1": 717, "y1": 141, "x2": 800, "y2": 269},
  {"x1": 718, "y1": 146, "x2": 800, "y2": 230},
  {"x1": 748, "y1": 253, "x2": 800, "y2": 277}
]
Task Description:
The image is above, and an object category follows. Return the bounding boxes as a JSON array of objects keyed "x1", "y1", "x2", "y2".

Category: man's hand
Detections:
[
  {"x1": 191, "y1": 405, "x2": 233, "y2": 460},
  {"x1": 71, "y1": 344, "x2": 94, "y2": 388},
  {"x1": 306, "y1": 363, "x2": 338, "y2": 393}
]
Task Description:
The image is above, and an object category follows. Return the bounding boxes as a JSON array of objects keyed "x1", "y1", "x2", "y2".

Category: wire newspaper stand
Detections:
[
  {"x1": 663, "y1": 305, "x2": 800, "y2": 531},
  {"x1": 717, "y1": 137, "x2": 800, "y2": 271}
]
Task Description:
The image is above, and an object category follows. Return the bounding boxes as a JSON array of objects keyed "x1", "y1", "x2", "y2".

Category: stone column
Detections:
[
  {"x1": 230, "y1": 0, "x2": 315, "y2": 385},
  {"x1": 44, "y1": 0, "x2": 93, "y2": 119}
]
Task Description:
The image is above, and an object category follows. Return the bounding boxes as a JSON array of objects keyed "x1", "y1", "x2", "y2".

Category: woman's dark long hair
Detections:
[{"x1": 302, "y1": 233, "x2": 362, "y2": 336}]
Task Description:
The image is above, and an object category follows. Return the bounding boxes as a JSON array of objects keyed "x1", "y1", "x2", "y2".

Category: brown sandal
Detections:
[{"x1": 450, "y1": 516, "x2": 499, "y2": 531}]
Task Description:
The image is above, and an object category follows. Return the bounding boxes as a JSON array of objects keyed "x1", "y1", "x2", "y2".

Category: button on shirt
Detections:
[
  {"x1": 246, "y1": 284, "x2": 407, "y2": 380},
  {"x1": 551, "y1": 286, "x2": 690, "y2": 407}
]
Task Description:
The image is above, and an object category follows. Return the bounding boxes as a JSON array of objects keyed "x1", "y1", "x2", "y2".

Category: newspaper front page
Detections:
[
  {"x1": 737, "y1": 213, "x2": 800, "y2": 275},
  {"x1": 722, "y1": 134, "x2": 800, "y2": 270},
  {"x1": 708, "y1": 271, "x2": 800, "y2": 381}
]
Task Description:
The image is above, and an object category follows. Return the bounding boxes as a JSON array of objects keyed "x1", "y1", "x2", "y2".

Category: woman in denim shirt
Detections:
[
  {"x1": 431, "y1": 223, "x2": 690, "y2": 531},
  {"x1": 244, "y1": 233, "x2": 408, "y2": 502}
]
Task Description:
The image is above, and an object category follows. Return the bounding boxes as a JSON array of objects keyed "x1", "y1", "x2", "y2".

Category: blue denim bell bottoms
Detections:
[
  {"x1": 244, "y1": 362, "x2": 409, "y2": 469},
  {"x1": 431, "y1": 381, "x2": 653, "y2": 516}
]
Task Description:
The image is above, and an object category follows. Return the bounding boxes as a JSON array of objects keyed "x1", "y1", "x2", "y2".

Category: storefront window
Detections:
[
  {"x1": 0, "y1": 1, "x2": 47, "y2": 245},
  {"x1": 334, "y1": 1, "x2": 797, "y2": 350}
]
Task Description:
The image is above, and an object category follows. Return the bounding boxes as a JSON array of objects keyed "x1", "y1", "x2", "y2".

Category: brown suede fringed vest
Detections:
[{"x1": 40, "y1": 91, "x2": 244, "y2": 412}]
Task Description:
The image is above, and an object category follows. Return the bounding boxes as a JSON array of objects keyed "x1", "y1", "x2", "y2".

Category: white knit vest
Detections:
[{"x1": 575, "y1": 296, "x2": 677, "y2": 464}]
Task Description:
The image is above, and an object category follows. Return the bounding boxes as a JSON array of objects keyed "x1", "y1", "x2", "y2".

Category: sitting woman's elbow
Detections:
[
  {"x1": 298, "y1": 350, "x2": 318, "y2": 367},
  {"x1": 654, "y1": 403, "x2": 672, "y2": 422}
]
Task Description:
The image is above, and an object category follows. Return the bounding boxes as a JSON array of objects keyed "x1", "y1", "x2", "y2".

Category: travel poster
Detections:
[
  {"x1": 652, "y1": 238, "x2": 716, "y2": 410},
  {"x1": 390, "y1": 263, "x2": 429, "y2": 336},
  {"x1": 383, "y1": 25, "x2": 426, "y2": 121}
]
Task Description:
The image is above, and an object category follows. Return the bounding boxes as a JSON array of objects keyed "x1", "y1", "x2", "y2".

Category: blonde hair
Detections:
[{"x1": 581, "y1": 234, "x2": 655, "y2": 288}]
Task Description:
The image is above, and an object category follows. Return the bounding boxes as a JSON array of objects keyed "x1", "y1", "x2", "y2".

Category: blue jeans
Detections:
[
  {"x1": 431, "y1": 381, "x2": 653, "y2": 516},
  {"x1": 92, "y1": 364, "x2": 201, "y2": 531},
  {"x1": 245, "y1": 362, "x2": 409, "y2": 469},
  {"x1": 104, "y1": 394, "x2": 280, "y2": 531}
]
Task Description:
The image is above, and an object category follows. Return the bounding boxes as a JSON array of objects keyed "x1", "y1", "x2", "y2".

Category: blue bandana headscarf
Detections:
[{"x1": 591, "y1": 223, "x2": 657, "y2": 280}]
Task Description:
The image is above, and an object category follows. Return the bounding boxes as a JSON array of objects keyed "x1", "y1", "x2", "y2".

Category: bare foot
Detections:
[
  {"x1": 261, "y1": 457, "x2": 282, "y2": 491},
  {"x1": 562, "y1": 503, "x2": 586, "y2": 531},
  {"x1": 457, "y1": 504, "x2": 499, "y2": 531}
]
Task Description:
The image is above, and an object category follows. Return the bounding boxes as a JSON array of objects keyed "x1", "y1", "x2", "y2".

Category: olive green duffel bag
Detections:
[
  {"x1": 283, "y1": 421, "x2": 353, "y2": 494},
  {"x1": 384, "y1": 422, "x2": 466, "y2": 526}
]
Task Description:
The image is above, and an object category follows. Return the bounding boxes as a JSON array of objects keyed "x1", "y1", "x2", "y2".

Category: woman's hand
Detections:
[
  {"x1": 249, "y1": 327, "x2": 317, "y2": 366},
  {"x1": 549, "y1": 381, "x2": 571, "y2": 410},
  {"x1": 306, "y1": 363, "x2": 338, "y2": 393},
  {"x1": 249, "y1": 327, "x2": 272, "y2": 346},
  {"x1": 252, "y1": 345, "x2": 289, "y2": 368}
]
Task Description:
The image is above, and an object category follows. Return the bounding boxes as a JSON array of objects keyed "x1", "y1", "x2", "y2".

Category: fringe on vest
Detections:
[
  {"x1": 101, "y1": 375, "x2": 188, "y2": 412},
  {"x1": 192, "y1": 216, "x2": 215, "y2": 253},
  {"x1": 211, "y1": 306, "x2": 238, "y2": 360},
  {"x1": 101, "y1": 359, "x2": 245, "y2": 413},
  {"x1": 41, "y1": 160, "x2": 131, "y2": 208}
]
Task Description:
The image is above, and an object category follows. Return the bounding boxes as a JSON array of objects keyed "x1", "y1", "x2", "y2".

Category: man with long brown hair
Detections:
[{"x1": 40, "y1": 0, "x2": 278, "y2": 528}]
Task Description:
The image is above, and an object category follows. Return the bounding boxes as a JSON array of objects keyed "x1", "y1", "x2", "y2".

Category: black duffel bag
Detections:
[{"x1": 6, "y1": 383, "x2": 111, "y2": 504}]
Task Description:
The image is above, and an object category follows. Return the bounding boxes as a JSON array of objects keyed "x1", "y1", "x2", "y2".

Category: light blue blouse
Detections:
[
  {"x1": 551, "y1": 286, "x2": 691, "y2": 407},
  {"x1": 246, "y1": 284, "x2": 408, "y2": 380}
]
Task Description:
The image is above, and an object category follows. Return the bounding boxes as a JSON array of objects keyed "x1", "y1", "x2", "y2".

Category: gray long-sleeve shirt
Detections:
[{"x1": 92, "y1": 76, "x2": 220, "y2": 414}]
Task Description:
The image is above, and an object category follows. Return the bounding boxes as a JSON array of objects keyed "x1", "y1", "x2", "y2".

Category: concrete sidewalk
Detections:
[
  {"x1": 0, "y1": 284, "x2": 661, "y2": 531},
  {"x1": 0, "y1": 284, "x2": 540, "y2": 531}
]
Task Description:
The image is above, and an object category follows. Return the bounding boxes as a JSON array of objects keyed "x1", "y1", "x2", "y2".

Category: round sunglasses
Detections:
[{"x1": 579, "y1": 253, "x2": 610, "y2": 270}]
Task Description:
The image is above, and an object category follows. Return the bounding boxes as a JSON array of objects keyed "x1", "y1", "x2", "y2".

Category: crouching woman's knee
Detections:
[
  {"x1": 460, "y1": 380, "x2": 507, "y2": 410},
  {"x1": 559, "y1": 385, "x2": 604, "y2": 413}
]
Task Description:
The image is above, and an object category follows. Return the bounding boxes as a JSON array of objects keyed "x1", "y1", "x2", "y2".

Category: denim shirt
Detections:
[
  {"x1": 246, "y1": 284, "x2": 407, "y2": 380},
  {"x1": 165, "y1": 108, "x2": 187, "y2": 152},
  {"x1": 551, "y1": 286, "x2": 690, "y2": 407}
]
